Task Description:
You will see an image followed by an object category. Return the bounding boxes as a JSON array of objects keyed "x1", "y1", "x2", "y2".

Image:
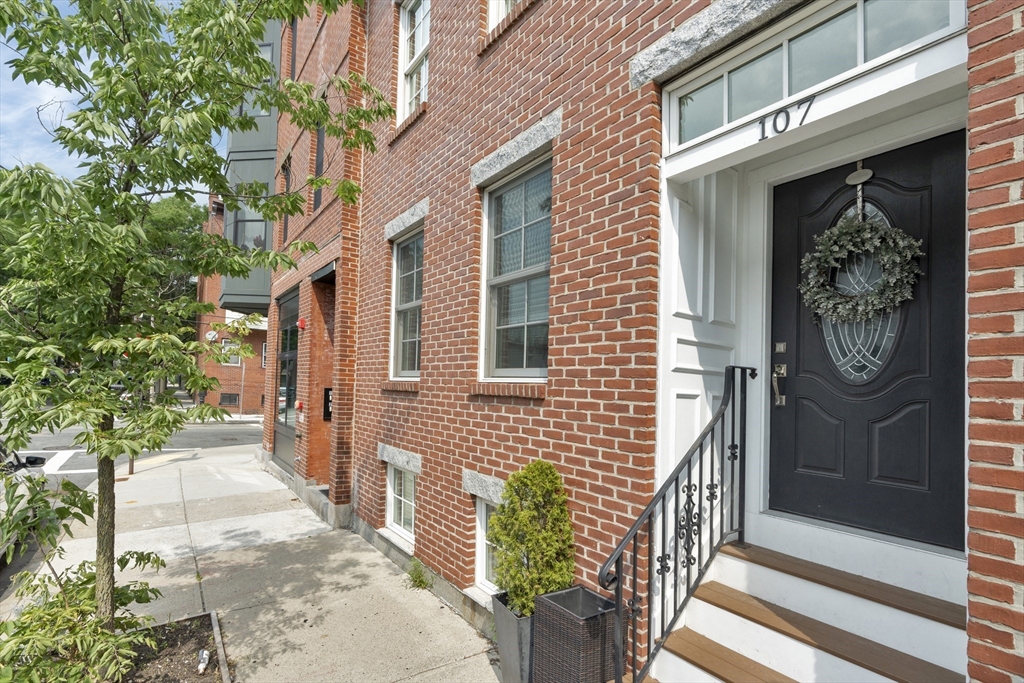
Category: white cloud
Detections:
[{"x1": 0, "y1": 43, "x2": 85, "y2": 178}]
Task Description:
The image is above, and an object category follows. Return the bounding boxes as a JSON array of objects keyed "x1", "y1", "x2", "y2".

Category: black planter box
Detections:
[
  {"x1": 532, "y1": 585, "x2": 616, "y2": 683},
  {"x1": 493, "y1": 592, "x2": 533, "y2": 683}
]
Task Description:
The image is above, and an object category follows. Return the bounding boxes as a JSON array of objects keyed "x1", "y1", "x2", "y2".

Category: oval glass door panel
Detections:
[{"x1": 820, "y1": 202, "x2": 902, "y2": 384}]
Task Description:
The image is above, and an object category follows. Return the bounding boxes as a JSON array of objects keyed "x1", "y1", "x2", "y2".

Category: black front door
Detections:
[{"x1": 769, "y1": 131, "x2": 965, "y2": 550}]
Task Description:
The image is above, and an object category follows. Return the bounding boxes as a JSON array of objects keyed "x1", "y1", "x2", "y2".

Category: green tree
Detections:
[
  {"x1": 0, "y1": 0, "x2": 392, "y2": 632},
  {"x1": 144, "y1": 197, "x2": 209, "y2": 303}
]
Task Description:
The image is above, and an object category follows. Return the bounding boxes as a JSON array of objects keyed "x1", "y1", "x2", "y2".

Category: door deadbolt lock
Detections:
[{"x1": 772, "y1": 364, "x2": 787, "y2": 407}]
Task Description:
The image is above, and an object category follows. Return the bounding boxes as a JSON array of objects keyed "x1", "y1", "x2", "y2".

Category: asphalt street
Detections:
[{"x1": 13, "y1": 421, "x2": 263, "y2": 490}]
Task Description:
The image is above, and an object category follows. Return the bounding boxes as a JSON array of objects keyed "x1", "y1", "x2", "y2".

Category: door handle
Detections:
[{"x1": 772, "y1": 364, "x2": 787, "y2": 407}]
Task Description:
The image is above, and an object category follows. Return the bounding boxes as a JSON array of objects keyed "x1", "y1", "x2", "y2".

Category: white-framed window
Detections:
[
  {"x1": 475, "y1": 498, "x2": 499, "y2": 593},
  {"x1": 399, "y1": 0, "x2": 430, "y2": 119},
  {"x1": 484, "y1": 161, "x2": 552, "y2": 378},
  {"x1": 386, "y1": 464, "x2": 416, "y2": 542},
  {"x1": 221, "y1": 339, "x2": 241, "y2": 366},
  {"x1": 669, "y1": 0, "x2": 966, "y2": 149},
  {"x1": 392, "y1": 232, "x2": 423, "y2": 378},
  {"x1": 261, "y1": 342, "x2": 267, "y2": 368},
  {"x1": 488, "y1": 0, "x2": 515, "y2": 31}
]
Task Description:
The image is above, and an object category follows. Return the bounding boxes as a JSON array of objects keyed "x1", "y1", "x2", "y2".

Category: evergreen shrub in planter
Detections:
[{"x1": 488, "y1": 460, "x2": 575, "y2": 683}]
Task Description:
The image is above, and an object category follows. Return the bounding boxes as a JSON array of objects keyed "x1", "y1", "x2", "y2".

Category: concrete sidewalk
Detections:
[{"x1": 1, "y1": 446, "x2": 498, "y2": 683}]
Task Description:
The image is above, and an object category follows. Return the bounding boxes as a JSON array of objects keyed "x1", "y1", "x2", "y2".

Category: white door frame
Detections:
[{"x1": 656, "y1": 34, "x2": 970, "y2": 603}]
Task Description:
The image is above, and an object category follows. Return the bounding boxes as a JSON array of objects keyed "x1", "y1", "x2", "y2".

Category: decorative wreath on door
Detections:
[{"x1": 798, "y1": 214, "x2": 924, "y2": 323}]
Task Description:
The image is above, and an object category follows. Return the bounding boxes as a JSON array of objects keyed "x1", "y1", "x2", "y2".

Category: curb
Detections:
[{"x1": 210, "y1": 610, "x2": 231, "y2": 683}]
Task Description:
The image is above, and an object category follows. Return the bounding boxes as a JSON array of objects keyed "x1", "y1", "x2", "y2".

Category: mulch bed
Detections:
[{"x1": 126, "y1": 615, "x2": 220, "y2": 683}]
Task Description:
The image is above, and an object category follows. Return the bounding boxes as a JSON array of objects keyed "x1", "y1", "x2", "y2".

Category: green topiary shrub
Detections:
[{"x1": 487, "y1": 460, "x2": 575, "y2": 617}]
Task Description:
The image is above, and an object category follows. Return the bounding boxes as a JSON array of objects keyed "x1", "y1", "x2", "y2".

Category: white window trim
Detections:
[
  {"x1": 475, "y1": 497, "x2": 499, "y2": 594},
  {"x1": 479, "y1": 158, "x2": 552, "y2": 381},
  {"x1": 221, "y1": 339, "x2": 241, "y2": 366},
  {"x1": 398, "y1": 0, "x2": 430, "y2": 120},
  {"x1": 664, "y1": 0, "x2": 967, "y2": 155},
  {"x1": 391, "y1": 230, "x2": 424, "y2": 380},
  {"x1": 385, "y1": 463, "x2": 416, "y2": 544},
  {"x1": 487, "y1": 0, "x2": 514, "y2": 31}
]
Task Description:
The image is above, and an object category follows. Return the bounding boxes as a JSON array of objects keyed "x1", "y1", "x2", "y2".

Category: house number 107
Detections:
[{"x1": 758, "y1": 95, "x2": 815, "y2": 141}]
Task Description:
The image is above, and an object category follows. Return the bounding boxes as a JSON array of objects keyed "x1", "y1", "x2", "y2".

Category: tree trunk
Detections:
[{"x1": 95, "y1": 431, "x2": 116, "y2": 628}]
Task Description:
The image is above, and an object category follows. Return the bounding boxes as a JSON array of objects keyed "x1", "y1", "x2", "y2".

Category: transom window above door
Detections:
[{"x1": 668, "y1": 0, "x2": 966, "y2": 149}]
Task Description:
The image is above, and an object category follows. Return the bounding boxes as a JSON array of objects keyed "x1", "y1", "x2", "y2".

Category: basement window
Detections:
[
  {"x1": 219, "y1": 393, "x2": 239, "y2": 407},
  {"x1": 386, "y1": 464, "x2": 417, "y2": 543},
  {"x1": 476, "y1": 498, "x2": 498, "y2": 593}
]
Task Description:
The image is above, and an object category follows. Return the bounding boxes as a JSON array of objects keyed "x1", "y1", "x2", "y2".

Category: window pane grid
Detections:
[
  {"x1": 394, "y1": 234, "x2": 423, "y2": 376},
  {"x1": 390, "y1": 467, "x2": 416, "y2": 537},
  {"x1": 403, "y1": 0, "x2": 430, "y2": 116},
  {"x1": 480, "y1": 501, "x2": 497, "y2": 587},
  {"x1": 488, "y1": 0, "x2": 515, "y2": 30},
  {"x1": 406, "y1": 58, "x2": 427, "y2": 111},
  {"x1": 674, "y1": 0, "x2": 960, "y2": 145},
  {"x1": 221, "y1": 339, "x2": 240, "y2": 366},
  {"x1": 488, "y1": 165, "x2": 551, "y2": 375}
]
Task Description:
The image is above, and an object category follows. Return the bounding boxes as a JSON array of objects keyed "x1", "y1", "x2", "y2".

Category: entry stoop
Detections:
[{"x1": 651, "y1": 543, "x2": 967, "y2": 683}]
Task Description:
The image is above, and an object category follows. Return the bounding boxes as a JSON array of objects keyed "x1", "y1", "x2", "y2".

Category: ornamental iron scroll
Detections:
[
  {"x1": 676, "y1": 483, "x2": 700, "y2": 567},
  {"x1": 598, "y1": 366, "x2": 756, "y2": 683}
]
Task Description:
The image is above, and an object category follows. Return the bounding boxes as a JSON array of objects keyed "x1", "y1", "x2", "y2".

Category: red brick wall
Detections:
[
  {"x1": 965, "y1": 0, "x2": 1024, "y2": 680},
  {"x1": 348, "y1": 0, "x2": 711, "y2": 593},
  {"x1": 197, "y1": 200, "x2": 267, "y2": 415},
  {"x1": 262, "y1": 4, "x2": 360, "y2": 488},
  {"x1": 269, "y1": 5, "x2": 1024, "y2": 669}
]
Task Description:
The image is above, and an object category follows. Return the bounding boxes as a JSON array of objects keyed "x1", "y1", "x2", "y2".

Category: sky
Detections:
[
  {"x1": 0, "y1": 42, "x2": 86, "y2": 178},
  {"x1": 0, "y1": 1, "x2": 226, "y2": 193}
]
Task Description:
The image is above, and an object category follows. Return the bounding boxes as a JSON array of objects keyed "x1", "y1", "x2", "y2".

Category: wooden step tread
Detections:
[
  {"x1": 695, "y1": 581, "x2": 964, "y2": 683},
  {"x1": 721, "y1": 543, "x2": 966, "y2": 630},
  {"x1": 665, "y1": 628, "x2": 797, "y2": 683}
]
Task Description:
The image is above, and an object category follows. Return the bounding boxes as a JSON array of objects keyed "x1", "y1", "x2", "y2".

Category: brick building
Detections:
[
  {"x1": 196, "y1": 197, "x2": 268, "y2": 417},
  {"x1": 260, "y1": 0, "x2": 1023, "y2": 680}
]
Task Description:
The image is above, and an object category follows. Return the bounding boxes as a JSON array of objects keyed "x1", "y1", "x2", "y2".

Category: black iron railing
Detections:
[{"x1": 598, "y1": 365, "x2": 757, "y2": 683}]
